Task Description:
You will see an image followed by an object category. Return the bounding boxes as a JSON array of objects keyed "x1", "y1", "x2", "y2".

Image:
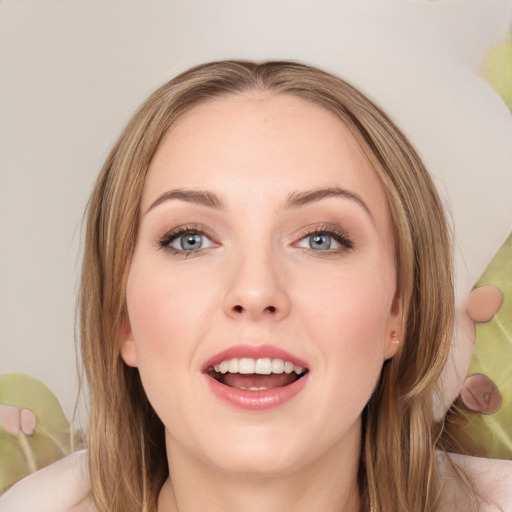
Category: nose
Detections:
[{"x1": 222, "y1": 246, "x2": 291, "y2": 322}]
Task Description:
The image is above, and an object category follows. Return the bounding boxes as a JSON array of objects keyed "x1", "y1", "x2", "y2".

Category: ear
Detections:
[
  {"x1": 119, "y1": 314, "x2": 138, "y2": 368},
  {"x1": 384, "y1": 292, "x2": 403, "y2": 360}
]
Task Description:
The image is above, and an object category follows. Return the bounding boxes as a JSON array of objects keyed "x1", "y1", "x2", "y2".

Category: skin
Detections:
[{"x1": 119, "y1": 93, "x2": 402, "y2": 512}]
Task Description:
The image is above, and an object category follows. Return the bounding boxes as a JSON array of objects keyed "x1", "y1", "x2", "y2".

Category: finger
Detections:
[
  {"x1": 0, "y1": 404, "x2": 21, "y2": 436},
  {"x1": 465, "y1": 285, "x2": 503, "y2": 323},
  {"x1": 20, "y1": 408, "x2": 37, "y2": 436}
]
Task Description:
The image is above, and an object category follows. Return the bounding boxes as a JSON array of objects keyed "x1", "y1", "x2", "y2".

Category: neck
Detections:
[{"x1": 158, "y1": 421, "x2": 362, "y2": 512}]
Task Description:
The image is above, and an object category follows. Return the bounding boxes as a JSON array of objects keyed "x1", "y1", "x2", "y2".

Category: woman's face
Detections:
[{"x1": 120, "y1": 93, "x2": 401, "y2": 476}]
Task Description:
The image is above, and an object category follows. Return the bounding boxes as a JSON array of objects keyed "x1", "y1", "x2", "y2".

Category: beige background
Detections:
[{"x1": 1, "y1": 0, "x2": 511, "y2": 424}]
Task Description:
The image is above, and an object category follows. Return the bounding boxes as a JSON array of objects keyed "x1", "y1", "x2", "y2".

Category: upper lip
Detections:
[{"x1": 202, "y1": 344, "x2": 309, "y2": 372}]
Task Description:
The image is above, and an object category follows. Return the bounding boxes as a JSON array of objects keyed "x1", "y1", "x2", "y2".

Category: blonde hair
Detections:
[{"x1": 80, "y1": 61, "x2": 458, "y2": 511}]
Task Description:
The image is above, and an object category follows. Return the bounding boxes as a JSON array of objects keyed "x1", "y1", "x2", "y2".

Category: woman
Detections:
[{"x1": 2, "y1": 60, "x2": 511, "y2": 512}]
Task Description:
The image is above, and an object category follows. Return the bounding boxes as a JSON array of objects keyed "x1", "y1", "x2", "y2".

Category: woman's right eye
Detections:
[{"x1": 159, "y1": 228, "x2": 215, "y2": 254}]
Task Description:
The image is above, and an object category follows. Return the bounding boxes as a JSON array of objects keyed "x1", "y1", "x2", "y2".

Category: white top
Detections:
[
  {"x1": 1, "y1": 451, "x2": 511, "y2": 511},
  {"x1": 0, "y1": 450, "x2": 92, "y2": 512}
]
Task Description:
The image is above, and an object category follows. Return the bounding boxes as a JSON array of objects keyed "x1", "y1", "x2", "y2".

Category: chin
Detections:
[
  {"x1": 205, "y1": 441, "x2": 308, "y2": 477},
  {"x1": 184, "y1": 418, "x2": 343, "y2": 478}
]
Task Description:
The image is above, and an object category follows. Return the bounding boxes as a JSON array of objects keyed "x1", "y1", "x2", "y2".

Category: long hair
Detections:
[{"x1": 80, "y1": 60, "x2": 457, "y2": 511}]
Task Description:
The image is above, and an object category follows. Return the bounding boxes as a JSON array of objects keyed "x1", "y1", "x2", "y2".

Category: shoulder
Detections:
[
  {"x1": 0, "y1": 450, "x2": 95, "y2": 512},
  {"x1": 440, "y1": 452, "x2": 512, "y2": 512}
]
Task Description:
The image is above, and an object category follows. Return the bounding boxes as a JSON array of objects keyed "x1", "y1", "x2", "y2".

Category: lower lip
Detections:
[{"x1": 204, "y1": 373, "x2": 309, "y2": 411}]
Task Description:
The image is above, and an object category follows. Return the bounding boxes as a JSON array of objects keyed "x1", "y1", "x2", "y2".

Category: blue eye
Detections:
[
  {"x1": 296, "y1": 228, "x2": 353, "y2": 252},
  {"x1": 308, "y1": 234, "x2": 332, "y2": 250},
  {"x1": 159, "y1": 228, "x2": 215, "y2": 253},
  {"x1": 176, "y1": 233, "x2": 204, "y2": 250}
]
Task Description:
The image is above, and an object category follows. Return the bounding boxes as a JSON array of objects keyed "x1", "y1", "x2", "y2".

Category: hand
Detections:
[
  {"x1": 459, "y1": 285, "x2": 503, "y2": 414},
  {"x1": 435, "y1": 285, "x2": 503, "y2": 419},
  {"x1": 0, "y1": 403, "x2": 37, "y2": 436}
]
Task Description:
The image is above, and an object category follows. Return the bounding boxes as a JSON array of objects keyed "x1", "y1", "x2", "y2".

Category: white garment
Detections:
[
  {"x1": 0, "y1": 450, "x2": 94, "y2": 512},
  {"x1": 438, "y1": 452, "x2": 512, "y2": 512},
  {"x1": 1, "y1": 451, "x2": 511, "y2": 511}
]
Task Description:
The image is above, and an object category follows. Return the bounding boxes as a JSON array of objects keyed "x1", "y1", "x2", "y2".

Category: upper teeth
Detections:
[{"x1": 213, "y1": 358, "x2": 305, "y2": 375}]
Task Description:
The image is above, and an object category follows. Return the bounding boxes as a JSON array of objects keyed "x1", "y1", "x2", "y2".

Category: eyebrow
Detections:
[
  {"x1": 284, "y1": 187, "x2": 373, "y2": 218},
  {"x1": 146, "y1": 186, "x2": 372, "y2": 219},
  {"x1": 146, "y1": 189, "x2": 227, "y2": 213}
]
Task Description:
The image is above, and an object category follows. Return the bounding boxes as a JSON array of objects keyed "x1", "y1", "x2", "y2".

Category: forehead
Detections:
[{"x1": 142, "y1": 92, "x2": 388, "y2": 217}]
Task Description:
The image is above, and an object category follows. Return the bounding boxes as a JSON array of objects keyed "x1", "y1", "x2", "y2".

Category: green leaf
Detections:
[
  {"x1": 0, "y1": 373, "x2": 84, "y2": 493},
  {"x1": 485, "y1": 30, "x2": 512, "y2": 111},
  {"x1": 464, "y1": 233, "x2": 512, "y2": 459}
]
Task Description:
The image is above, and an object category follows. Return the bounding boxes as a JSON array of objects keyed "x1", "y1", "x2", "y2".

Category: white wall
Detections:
[{"x1": 1, "y1": 0, "x2": 511, "y2": 423}]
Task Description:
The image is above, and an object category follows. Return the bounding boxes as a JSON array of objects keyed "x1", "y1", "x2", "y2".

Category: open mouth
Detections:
[{"x1": 206, "y1": 357, "x2": 309, "y2": 391}]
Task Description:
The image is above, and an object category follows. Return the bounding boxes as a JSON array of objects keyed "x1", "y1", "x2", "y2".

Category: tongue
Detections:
[{"x1": 222, "y1": 373, "x2": 298, "y2": 389}]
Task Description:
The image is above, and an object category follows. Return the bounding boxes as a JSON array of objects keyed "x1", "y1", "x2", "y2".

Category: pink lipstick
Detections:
[{"x1": 202, "y1": 344, "x2": 310, "y2": 411}]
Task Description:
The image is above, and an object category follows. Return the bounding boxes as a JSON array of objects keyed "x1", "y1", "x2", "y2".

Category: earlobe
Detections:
[
  {"x1": 384, "y1": 293, "x2": 403, "y2": 360},
  {"x1": 384, "y1": 329, "x2": 401, "y2": 360},
  {"x1": 119, "y1": 316, "x2": 138, "y2": 368}
]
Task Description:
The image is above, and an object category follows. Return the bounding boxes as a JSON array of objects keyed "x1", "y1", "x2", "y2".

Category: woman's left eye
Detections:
[
  {"x1": 159, "y1": 229, "x2": 215, "y2": 253},
  {"x1": 296, "y1": 230, "x2": 353, "y2": 252}
]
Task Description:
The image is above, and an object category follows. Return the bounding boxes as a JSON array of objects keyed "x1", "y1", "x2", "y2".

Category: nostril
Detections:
[{"x1": 232, "y1": 305, "x2": 276, "y2": 314}]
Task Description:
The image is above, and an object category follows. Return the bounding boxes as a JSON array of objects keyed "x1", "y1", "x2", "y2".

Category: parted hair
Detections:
[{"x1": 80, "y1": 60, "x2": 459, "y2": 511}]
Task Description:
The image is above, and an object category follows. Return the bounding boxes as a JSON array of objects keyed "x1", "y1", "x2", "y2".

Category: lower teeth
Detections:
[{"x1": 239, "y1": 386, "x2": 268, "y2": 391}]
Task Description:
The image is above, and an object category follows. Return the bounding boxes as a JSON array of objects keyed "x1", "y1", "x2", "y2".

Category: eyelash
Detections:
[
  {"x1": 297, "y1": 224, "x2": 354, "y2": 252},
  {"x1": 158, "y1": 224, "x2": 354, "y2": 256},
  {"x1": 158, "y1": 224, "x2": 216, "y2": 257}
]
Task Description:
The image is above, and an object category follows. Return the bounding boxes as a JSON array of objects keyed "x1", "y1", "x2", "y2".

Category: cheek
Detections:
[
  {"x1": 296, "y1": 267, "x2": 395, "y2": 395},
  {"x1": 300, "y1": 266, "x2": 395, "y2": 342},
  {"x1": 125, "y1": 261, "x2": 219, "y2": 383},
  {"x1": 128, "y1": 259, "x2": 216, "y2": 338},
  {"x1": 124, "y1": 262, "x2": 222, "y2": 429}
]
